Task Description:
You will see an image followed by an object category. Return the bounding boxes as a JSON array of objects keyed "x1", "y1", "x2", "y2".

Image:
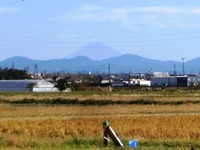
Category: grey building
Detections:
[
  {"x1": 151, "y1": 75, "x2": 200, "y2": 87},
  {"x1": 150, "y1": 76, "x2": 177, "y2": 87}
]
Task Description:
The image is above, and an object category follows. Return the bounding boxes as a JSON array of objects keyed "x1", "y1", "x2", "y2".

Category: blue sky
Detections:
[{"x1": 1, "y1": 0, "x2": 200, "y2": 61}]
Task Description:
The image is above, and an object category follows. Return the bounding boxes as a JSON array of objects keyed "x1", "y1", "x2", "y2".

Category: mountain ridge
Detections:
[
  {"x1": 0, "y1": 54, "x2": 199, "y2": 74},
  {"x1": 0, "y1": 42, "x2": 199, "y2": 73}
]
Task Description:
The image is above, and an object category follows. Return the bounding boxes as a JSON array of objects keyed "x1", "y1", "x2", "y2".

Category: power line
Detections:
[
  {"x1": 0, "y1": 39, "x2": 200, "y2": 49},
  {"x1": 0, "y1": 31, "x2": 200, "y2": 50},
  {"x1": 1, "y1": 35, "x2": 200, "y2": 43},
  {"x1": 1, "y1": 31, "x2": 200, "y2": 39}
]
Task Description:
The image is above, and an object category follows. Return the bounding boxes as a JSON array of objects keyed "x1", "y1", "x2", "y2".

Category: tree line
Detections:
[{"x1": 0, "y1": 68, "x2": 31, "y2": 80}]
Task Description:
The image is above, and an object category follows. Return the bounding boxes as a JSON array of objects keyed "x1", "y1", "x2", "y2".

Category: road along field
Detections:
[{"x1": 0, "y1": 90, "x2": 200, "y2": 149}]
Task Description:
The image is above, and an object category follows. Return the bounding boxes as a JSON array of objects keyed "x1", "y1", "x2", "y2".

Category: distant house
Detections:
[
  {"x1": 111, "y1": 80, "x2": 124, "y2": 87},
  {"x1": 187, "y1": 75, "x2": 200, "y2": 86},
  {"x1": 130, "y1": 73, "x2": 145, "y2": 79},
  {"x1": 98, "y1": 75, "x2": 111, "y2": 85}
]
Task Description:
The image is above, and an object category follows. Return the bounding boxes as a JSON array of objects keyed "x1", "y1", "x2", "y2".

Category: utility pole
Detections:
[
  {"x1": 26, "y1": 65, "x2": 29, "y2": 74},
  {"x1": 34, "y1": 64, "x2": 38, "y2": 79},
  {"x1": 108, "y1": 63, "x2": 112, "y2": 92},
  {"x1": 12, "y1": 62, "x2": 15, "y2": 70},
  {"x1": 174, "y1": 64, "x2": 176, "y2": 76},
  {"x1": 24, "y1": 65, "x2": 29, "y2": 73},
  {"x1": 108, "y1": 63, "x2": 110, "y2": 84},
  {"x1": 181, "y1": 58, "x2": 185, "y2": 75}
]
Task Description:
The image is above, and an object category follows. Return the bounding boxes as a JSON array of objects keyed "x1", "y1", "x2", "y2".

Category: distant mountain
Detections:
[
  {"x1": 0, "y1": 54, "x2": 184, "y2": 74},
  {"x1": 0, "y1": 56, "x2": 69, "y2": 72},
  {"x1": 67, "y1": 42, "x2": 122, "y2": 60},
  {"x1": 0, "y1": 56, "x2": 99, "y2": 73},
  {"x1": 1, "y1": 43, "x2": 200, "y2": 74}
]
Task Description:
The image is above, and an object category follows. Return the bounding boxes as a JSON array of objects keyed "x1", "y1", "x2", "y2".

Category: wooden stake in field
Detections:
[
  {"x1": 102, "y1": 121, "x2": 124, "y2": 147},
  {"x1": 103, "y1": 121, "x2": 109, "y2": 147}
]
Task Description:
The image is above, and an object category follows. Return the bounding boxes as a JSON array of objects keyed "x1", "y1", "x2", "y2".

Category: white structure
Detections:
[
  {"x1": 112, "y1": 79, "x2": 151, "y2": 87},
  {"x1": 152, "y1": 72, "x2": 169, "y2": 77},
  {"x1": 33, "y1": 80, "x2": 59, "y2": 92},
  {"x1": 131, "y1": 79, "x2": 151, "y2": 87},
  {"x1": 137, "y1": 80, "x2": 151, "y2": 87}
]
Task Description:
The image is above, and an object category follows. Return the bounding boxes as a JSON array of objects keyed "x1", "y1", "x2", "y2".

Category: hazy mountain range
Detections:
[{"x1": 0, "y1": 42, "x2": 200, "y2": 74}]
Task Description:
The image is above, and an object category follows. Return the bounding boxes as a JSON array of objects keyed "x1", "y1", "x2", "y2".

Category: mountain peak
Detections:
[{"x1": 67, "y1": 42, "x2": 122, "y2": 60}]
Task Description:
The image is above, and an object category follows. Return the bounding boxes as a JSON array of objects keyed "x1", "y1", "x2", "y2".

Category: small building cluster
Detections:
[
  {"x1": 99, "y1": 72, "x2": 200, "y2": 87},
  {"x1": 149, "y1": 72, "x2": 200, "y2": 87}
]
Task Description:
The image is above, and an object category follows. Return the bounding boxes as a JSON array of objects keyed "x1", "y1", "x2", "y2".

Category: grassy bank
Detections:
[{"x1": 0, "y1": 137, "x2": 199, "y2": 149}]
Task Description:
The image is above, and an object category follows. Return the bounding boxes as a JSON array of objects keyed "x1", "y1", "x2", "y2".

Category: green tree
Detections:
[{"x1": 55, "y1": 78, "x2": 69, "y2": 92}]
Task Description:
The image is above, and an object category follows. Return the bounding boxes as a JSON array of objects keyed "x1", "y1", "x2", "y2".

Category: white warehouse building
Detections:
[{"x1": 33, "y1": 80, "x2": 59, "y2": 92}]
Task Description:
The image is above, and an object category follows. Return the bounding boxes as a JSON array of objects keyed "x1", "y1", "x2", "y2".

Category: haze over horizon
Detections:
[{"x1": 1, "y1": 0, "x2": 200, "y2": 62}]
